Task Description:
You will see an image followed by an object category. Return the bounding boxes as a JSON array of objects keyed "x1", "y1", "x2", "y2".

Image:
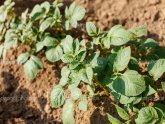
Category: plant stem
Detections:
[{"x1": 93, "y1": 76, "x2": 110, "y2": 96}]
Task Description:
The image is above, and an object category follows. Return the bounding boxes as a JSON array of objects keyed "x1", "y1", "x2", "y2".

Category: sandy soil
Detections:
[{"x1": 0, "y1": 0, "x2": 165, "y2": 124}]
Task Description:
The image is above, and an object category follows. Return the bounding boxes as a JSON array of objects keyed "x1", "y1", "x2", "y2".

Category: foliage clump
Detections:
[{"x1": 0, "y1": 0, "x2": 165, "y2": 124}]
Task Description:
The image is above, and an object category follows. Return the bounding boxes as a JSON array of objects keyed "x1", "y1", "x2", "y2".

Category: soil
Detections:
[{"x1": 0, "y1": 0, "x2": 165, "y2": 124}]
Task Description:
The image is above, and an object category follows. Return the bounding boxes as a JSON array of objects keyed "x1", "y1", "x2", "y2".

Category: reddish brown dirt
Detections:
[{"x1": 0, "y1": 0, "x2": 165, "y2": 124}]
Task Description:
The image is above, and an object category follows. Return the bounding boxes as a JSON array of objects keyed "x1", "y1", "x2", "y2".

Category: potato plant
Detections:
[{"x1": 0, "y1": 0, "x2": 165, "y2": 124}]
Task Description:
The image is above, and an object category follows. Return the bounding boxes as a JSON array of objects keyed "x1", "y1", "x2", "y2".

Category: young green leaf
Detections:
[
  {"x1": 148, "y1": 59, "x2": 165, "y2": 81},
  {"x1": 114, "y1": 104, "x2": 130, "y2": 121},
  {"x1": 30, "y1": 5, "x2": 45, "y2": 21},
  {"x1": 17, "y1": 52, "x2": 30, "y2": 64},
  {"x1": 161, "y1": 82, "x2": 165, "y2": 92},
  {"x1": 107, "y1": 113, "x2": 122, "y2": 124},
  {"x1": 144, "y1": 38, "x2": 158, "y2": 48},
  {"x1": 89, "y1": 51, "x2": 100, "y2": 68},
  {"x1": 62, "y1": 99, "x2": 75, "y2": 124},
  {"x1": 70, "y1": 87, "x2": 82, "y2": 100},
  {"x1": 61, "y1": 53, "x2": 74, "y2": 63},
  {"x1": 65, "y1": 2, "x2": 85, "y2": 30},
  {"x1": 43, "y1": 36, "x2": 58, "y2": 47},
  {"x1": 59, "y1": 66, "x2": 70, "y2": 86},
  {"x1": 113, "y1": 70, "x2": 146, "y2": 96},
  {"x1": 40, "y1": 17, "x2": 54, "y2": 32},
  {"x1": 135, "y1": 106, "x2": 159, "y2": 124},
  {"x1": 63, "y1": 35, "x2": 74, "y2": 53},
  {"x1": 50, "y1": 85, "x2": 65, "y2": 108},
  {"x1": 108, "y1": 25, "x2": 131, "y2": 46},
  {"x1": 23, "y1": 60, "x2": 39, "y2": 80},
  {"x1": 36, "y1": 42, "x2": 44, "y2": 52},
  {"x1": 80, "y1": 67, "x2": 93, "y2": 84},
  {"x1": 31, "y1": 55, "x2": 44, "y2": 69},
  {"x1": 87, "y1": 85, "x2": 95, "y2": 97},
  {"x1": 46, "y1": 45, "x2": 63, "y2": 62},
  {"x1": 40, "y1": 1, "x2": 50, "y2": 13},
  {"x1": 78, "y1": 95, "x2": 88, "y2": 111},
  {"x1": 130, "y1": 25, "x2": 147, "y2": 38},
  {"x1": 86, "y1": 21, "x2": 100, "y2": 37},
  {"x1": 114, "y1": 47, "x2": 131, "y2": 72}
]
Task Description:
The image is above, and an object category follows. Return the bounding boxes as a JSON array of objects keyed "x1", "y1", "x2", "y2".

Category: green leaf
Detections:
[
  {"x1": 161, "y1": 82, "x2": 165, "y2": 92},
  {"x1": 59, "y1": 66, "x2": 70, "y2": 86},
  {"x1": 63, "y1": 35, "x2": 74, "y2": 53},
  {"x1": 114, "y1": 104, "x2": 130, "y2": 120},
  {"x1": 77, "y1": 49, "x2": 86, "y2": 62},
  {"x1": 114, "y1": 47, "x2": 131, "y2": 72},
  {"x1": 107, "y1": 113, "x2": 122, "y2": 124},
  {"x1": 17, "y1": 52, "x2": 30, "y2": 64},
  {"x1": 69, "y1": 71, "x2": 81, "y2": 87},
  {"x1": 70, "y1": 2, "x2": 85, "y2": 21},
  {"x1": 148, "y1": 59, "x2": 165, "y2": 81},
  {"x1": 62, "y1": 99, "x2": 75, "y2": 124},
  {"x1": 36, "y1": 42, "x2": 44, "y2": 52},
  {"x1": 109, "y1": 25, "x2": 130, "y2": 46},
  {"x1": 111, "y1": 91, "x2": 142, "y2": 105},
  {"x1": 144, "y1": 38, "x2": 158, "y2": 48},
  {"x1": 89, "y1": 51, "x2": 100, "y2": 68},
  {"x1": 41, "y1": 1, "x2": 50, "y2": 13},
  {"x1": 23, "y1": 60, "x2": 38, "y2": 80},
  {"x1": 69, "y1": 86, "x2": 82, "y2": 100},
  {"x1": 78, "y1": 95, "x2": 88, "y2": 111},
  {"x1": 30, "y1": 5, "x2": 45, "y2": 21},
  {"x1": 31, "y1": 55, "x2": 43, "y2": 69},
  {"x1": 65, "y1": 2, "x2": 85, "y2": 30},
  {"x1": 87, "y1": 85, "x2": 95, "y2": 97},
  {"x1": 50, "y1": 85, "x2": 65, "y2": 108},
  {"x1": 40, "y1": 17, "x2": 54, "y2": 32},
  {"x1": 61, "y1": 53, "x2": 74, "y2": 63},
  {"x1": 73, "y1": 39, "x2": 80, "y2": 55},
  {"x1": 86, "y1": 21, "x2": 100, "y2": 37},
  {"x1": 130, "y1": 25, "x2": 147, "y2": 38},
  {"x1": 43, "y1": 36, "x2": 58, "y2": 47},
  {"x1": 143, "y1": 76, "x2": 157, "y2": 96},
  {"x1": 135, "y1": 106, "x2": 159, "y2": 124},
  {"x1": 102, "y1": 36, "x2": 111, "y2": 49},
  {"x1": 80, "y1": 67, "x2": 93, "y2": 84},
  {"x1": 113, "y1": 70, "x2": 146, "y2": 96},
  {"x1": 46, "y1": 45, "x2": 63, "y2": 62}
]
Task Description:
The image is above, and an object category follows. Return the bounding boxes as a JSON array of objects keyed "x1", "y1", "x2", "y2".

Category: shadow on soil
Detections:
[{"x1": 0, "y1": 72, "x2": 61, "y2": 124}]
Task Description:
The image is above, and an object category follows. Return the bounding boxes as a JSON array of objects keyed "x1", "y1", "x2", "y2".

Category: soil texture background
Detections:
[{"x1": 0, "y1": 0, "x2": 165, "y2": 124}]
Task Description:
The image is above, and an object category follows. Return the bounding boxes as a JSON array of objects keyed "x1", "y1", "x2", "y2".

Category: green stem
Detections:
[{"x1": 93, "y1": 76, "x2": 110, "y2": 96}]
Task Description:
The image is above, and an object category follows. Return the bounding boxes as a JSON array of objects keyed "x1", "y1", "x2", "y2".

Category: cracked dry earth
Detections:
[{"x1": 0, "y1": 0, "x2": 165, "y2": 124}]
